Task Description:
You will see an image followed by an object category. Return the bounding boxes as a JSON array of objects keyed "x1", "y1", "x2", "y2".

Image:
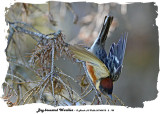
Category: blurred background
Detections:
[{"x1": 4, "y1": 2, "x2": 158, "y2": 107}]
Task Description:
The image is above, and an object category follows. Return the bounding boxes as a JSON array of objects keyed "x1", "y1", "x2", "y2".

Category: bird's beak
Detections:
[{"x1": 108, "y1": 94, "x2": 112, "y2": 100}]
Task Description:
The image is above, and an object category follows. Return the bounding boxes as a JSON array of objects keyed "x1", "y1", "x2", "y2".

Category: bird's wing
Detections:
[
  {"x1": 107, "y1": 33, "x2": 128, "y2": 81},
  {"x1": 68, "y1": 45, "x2": 110, "y2": 78}
]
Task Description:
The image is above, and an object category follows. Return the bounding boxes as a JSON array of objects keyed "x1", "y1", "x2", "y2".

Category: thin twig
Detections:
[
  {"x1": 7, "y1": 22, "x2": 54, "y2": 40},
  {"x1": 81, "y1": 84, "x2": 90, "y2": 96},
  {"x1": 59, "y1": 93, "x2": 72, "y2": 104},
  {"x1": 76, "y1": 88, "x2": 93, "y2": 103},
  {"x1": 65, "y1": 3, "x2": 78, "y2": 24},
  {"x1": 104, "y1": 95, "x2": 111, "y2": 105},
  {"x1": 50, "y1": 42, "x2": 57, "y2": 106},
  {"x1": 40, "y1": 79, "x2": 49, "y2": 101},
  {"x1": 7, "y1": 73, "x2": 25, "y2": 82},
  {"x1": 91, "y1": 95, "x2": 96, "y2": 105},
  {"x1": 13, "y1": 80, "x2": 42, "y2": 84},
  {"x1": 55, "y1": 76, "x2": 73, "y2": 103},
  {"x1": 55, "y1": 67, "x2": 78, "y2": 83},
  {"x1": 18, "y1": 73, "x2": 50, "y2": 105},
  {"x1": 23, "y1": 88, "x2": 35, "y2": 104},
  {"x1": 5, "y1": 23, "x2": 15, "y2": 54},
  {"x1": 112, "y1": 94, "x2": 125, "y2": 106},
  {"x1": 12, "y1": 21, "x2": 41, "y2": 33},
  {"x1": 54, "y1": 76, "x2": 86, "y2": 105},
  {"x1": 8, "y1": 59, "x2": 41, "y2": 79}
]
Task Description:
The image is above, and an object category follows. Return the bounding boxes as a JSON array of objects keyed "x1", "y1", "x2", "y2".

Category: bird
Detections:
[{"x1": 68, "y1": 16, "x2": 127, "y2": 100}]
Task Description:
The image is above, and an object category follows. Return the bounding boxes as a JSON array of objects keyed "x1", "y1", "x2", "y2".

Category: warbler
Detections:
[{"x1": 69, "y1": 16, "x2": 127, "y2": 100}]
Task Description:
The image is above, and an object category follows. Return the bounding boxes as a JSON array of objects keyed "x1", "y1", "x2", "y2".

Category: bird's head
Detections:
[{"x1": 96, "y1": 77, "x2": 113, "y2": 99}]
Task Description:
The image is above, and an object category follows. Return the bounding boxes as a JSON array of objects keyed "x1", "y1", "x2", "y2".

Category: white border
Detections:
[{"x1": 0, "y1": 0, "x2": 159, "y2": 114}]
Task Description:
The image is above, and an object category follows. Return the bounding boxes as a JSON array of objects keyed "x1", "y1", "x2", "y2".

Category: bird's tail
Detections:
[{"x1": 98, "y1": 16, "x2": 113, "y2": 46}]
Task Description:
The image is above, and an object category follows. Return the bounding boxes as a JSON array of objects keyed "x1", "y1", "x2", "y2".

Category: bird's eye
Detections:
[{"x1": 99, "y1": 86, "x2": 105, "y2": 93}]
